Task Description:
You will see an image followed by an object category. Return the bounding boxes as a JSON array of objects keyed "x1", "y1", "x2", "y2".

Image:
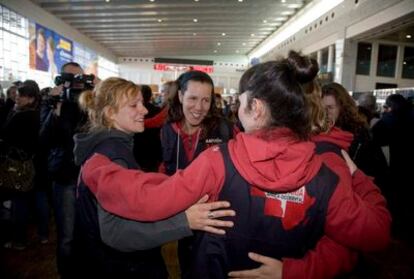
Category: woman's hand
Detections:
[
  {"x1": 341, "y1": 149, "x2": 357, "y2": 175},
  {"x1": 185, "y1": 194, "x2": 235, "y2": 235},
  {"x1": 228, "y1": 252, "x2": 283, "y2": 279}
]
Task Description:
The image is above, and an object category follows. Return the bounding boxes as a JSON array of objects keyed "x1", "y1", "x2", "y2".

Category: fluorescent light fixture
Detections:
[
  {"x1": 193, "y1": 18, "x2": 198, "y2": 22},
  {"x1": 406, "y1": 34, "x2": 412, "y2": 39},
  {"x1": 249, "y1": 0, "x2": 344, "y2": 59},
  {"x1": 222, "y1": 33, "x2": 226, "y2": 36}
]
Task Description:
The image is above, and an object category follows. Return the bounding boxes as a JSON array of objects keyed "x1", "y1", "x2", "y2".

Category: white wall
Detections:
[{"x1": 256, "y1": 0, "x2": 414, "y2": 91}]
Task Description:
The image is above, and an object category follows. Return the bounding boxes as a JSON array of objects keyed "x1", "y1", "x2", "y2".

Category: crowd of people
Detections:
[{"x1": 0, "y1": 50, "x2": 413, "y2": 278}]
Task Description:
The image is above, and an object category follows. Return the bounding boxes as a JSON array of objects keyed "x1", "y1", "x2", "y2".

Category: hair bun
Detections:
[{"x1": 286, "y1": 51, "x2": 319, "y2": 84}]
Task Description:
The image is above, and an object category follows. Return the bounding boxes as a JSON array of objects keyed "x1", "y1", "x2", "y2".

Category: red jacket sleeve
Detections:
[
  {"x1": 144, "y1": 106, "x2": 167, "y2": 128},
  {"x1": 323, "y1": 153, "x2": 391, "y2": 252},
  {"x1": 81, "y1": 147, "x2": 226, "y2": 221},
  {"x1": 282, "y1": 236, "x2": 357, "y2": 279},
  {"x1": 282, "y1": 164, "x2": 390, "y2": 278}
]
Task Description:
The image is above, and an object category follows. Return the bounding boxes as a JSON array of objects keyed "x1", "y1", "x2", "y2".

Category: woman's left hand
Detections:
[
  {"x1": 228, "y1": 252, "x2": 283, "y2": 279},
  {"x1": 185, "y1": 194, "x2": 235, "y2": 235}
]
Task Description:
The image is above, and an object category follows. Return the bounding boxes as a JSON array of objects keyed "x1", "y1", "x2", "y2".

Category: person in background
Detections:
[
  {"x1": 78, "y1": 52, "x2": 389, "y2": 279},
  {"x1": 372, "y1": 93, "x2": 414, "y2": 243},
  {"x1": 133, "y1": 85, "x2": 163, "y2": 172},
  {"x1": 0, "y1": 85, "x2": 18, "y2": 127},
  {"x1": 357, "y1": 92, "x2": 380, "y2": 128},
  {"x1": 72, "y1": 77, "x2": 235, "y2": 277},
  {"x1": 144, "y1": 80, "x2": 178, "y2": 130},
  {"x1": 0, "y1": 80, "x2": 41, "y2": 250},
  {"x1": 39, "y1": 62, "x2": 87, "y2": 277},
  {"x1": 321, "y1": 83, "x2": 389, "y2": 195}
]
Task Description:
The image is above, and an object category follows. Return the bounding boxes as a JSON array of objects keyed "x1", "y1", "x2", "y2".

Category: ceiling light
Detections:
[
  {"x1": 242, "y1": 42, "x2": 246, "y2": 46},
  {"x1": 149, "y1": 0, "x2": 155, "y2": 2},
  {"x1": 251, "y1": 33, "x2": 255, "y2": 37},
  {"x1": 158, "y1": 19, "x2": 162, "y2": 22},
  {"x1": 238, "y1": 0, "x2": 243, "y2": 2},
  {"x1": 275, "y1": 17, "x2": 287, "y2": 21},
  {"x1": 281, "y1": 0, "x2": 286, "y2": 3},
  {"x1": 193, "y1": 33, "x2": 197, "y2": 36},
  {"x1": 406, "y1": 34, "x2": 412, "y2": 39},
  {"x1": 214, "y1": 50, "x2": 218, "y2": 53},
  {"x1": 194, "y1": 0, "x2": 199, "y2": 1},
  {"x1": 281, "y1": 11, "x2": 294, "y2": 15},
  {"x1": 263, "y1": 19, "x2": 268, "y2": 23},
  {"x1": 236, "y1": 50, "x2": 240, "y2": 53},
  {"x1": 105, "y1": 0, "x2": 110, "y2": 2},
  {"x1": 288, "y1": 4, "x2": 302, "y2": 9},
  {"x1": 193, "y1": 18, "x2": 198, "y2": 22},
  {"x1": 217, "y1": 42, "x2": 221, "y2": 46},
  {"x1": 222, "y1": 33, "x2": 226, "y2": 36}
]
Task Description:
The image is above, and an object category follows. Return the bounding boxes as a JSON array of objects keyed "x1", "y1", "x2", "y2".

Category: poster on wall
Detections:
[{"x1": 29, "y1": 22, "x2": 73, "y2": 75}]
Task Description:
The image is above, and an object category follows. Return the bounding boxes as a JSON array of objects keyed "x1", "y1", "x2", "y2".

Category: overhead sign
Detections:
[{"x1": 154, "y1": 63, "x2": 214, "y2": 73}]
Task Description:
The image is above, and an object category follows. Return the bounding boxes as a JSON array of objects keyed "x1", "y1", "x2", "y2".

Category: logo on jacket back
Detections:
[{"x1": 251, "y1": 185, "x2": 315, "y2": 230}]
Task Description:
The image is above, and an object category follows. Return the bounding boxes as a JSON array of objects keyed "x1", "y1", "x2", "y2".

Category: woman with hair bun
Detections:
[
  {"x1": 79, "y1": 53, "x2": 388, "y2": 278},
  {"x1": 72, "y1": 77, "x2": 235, "y2": 277}
]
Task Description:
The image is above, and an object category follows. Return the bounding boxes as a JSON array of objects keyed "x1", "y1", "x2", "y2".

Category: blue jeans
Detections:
[{"x1": 52, "y1": 181, "x2": 76, "y2": 276}]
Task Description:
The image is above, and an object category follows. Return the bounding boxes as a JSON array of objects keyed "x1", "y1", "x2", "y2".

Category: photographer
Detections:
[{"x1": 39, "y1": 62, "x2": 94, "y2": 278}]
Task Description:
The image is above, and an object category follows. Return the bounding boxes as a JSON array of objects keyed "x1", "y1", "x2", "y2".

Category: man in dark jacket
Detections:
[{"x1": 39, "y1": 62, "x2": 88, "y2": 278}]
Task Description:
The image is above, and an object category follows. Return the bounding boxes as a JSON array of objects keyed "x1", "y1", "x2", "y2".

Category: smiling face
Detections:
[
  {"x1": 108, "y1": 91, "x2": 148, "y2": 134},
  {"x1": 179, "y1": 80, "x2": 212, "y2": 132}
]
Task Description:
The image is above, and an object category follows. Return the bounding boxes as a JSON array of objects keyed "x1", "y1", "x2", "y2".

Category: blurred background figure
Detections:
[{"x1": 372, "y1": 93, "x2": 414, "y2": 243}]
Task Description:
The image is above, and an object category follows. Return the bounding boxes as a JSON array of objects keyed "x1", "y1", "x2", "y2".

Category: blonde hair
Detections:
[
  {"x1": 303, "y1": 80, "x2": 330, "y2": 135},
  {"x1": 78, "y1": 77, "x2": 141, "y2": 131}
]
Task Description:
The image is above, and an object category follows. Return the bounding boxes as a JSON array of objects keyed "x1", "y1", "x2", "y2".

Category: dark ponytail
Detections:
[{"x1": 239, "y1": 51, "x2": 318, "y2": 140}]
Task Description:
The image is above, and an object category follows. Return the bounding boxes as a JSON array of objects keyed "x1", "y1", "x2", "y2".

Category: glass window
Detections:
[
  {"x1": 377, "y1": 44, "x2": 397, "y2": 77},
  {"x1": 320, "y1": 48, "x2": 329, "y2": 73},
  {"x1": 356, "y1": 42, "x2": 371, "y2": 75},
  {"x1": 402, "y1": 46, "x2": 414, "y2": 79}
]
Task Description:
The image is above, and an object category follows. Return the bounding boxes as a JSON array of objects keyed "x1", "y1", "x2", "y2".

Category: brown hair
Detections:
[
  {"x1": 78, "y1": 77, "x2": 141, "y2": 131},
  {"x1": 322, "y1": 82, "x2": 367, "y2": 135}
]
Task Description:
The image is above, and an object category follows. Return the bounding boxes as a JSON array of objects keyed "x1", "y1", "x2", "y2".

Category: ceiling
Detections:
[{"x1": 31, "y1": 0, "x2": 310, "y2": 58}]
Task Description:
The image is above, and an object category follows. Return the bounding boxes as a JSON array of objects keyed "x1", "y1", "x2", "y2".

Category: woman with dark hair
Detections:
[
  {"x1": 1, "y1": 80, "x2": 41, "y2": 249},
  {"x1": 79, "y1": 52, "x2": 389, "y2": 278},
  {"x1": 161, "y1": 71, "x2": 235, "y2": 276}
]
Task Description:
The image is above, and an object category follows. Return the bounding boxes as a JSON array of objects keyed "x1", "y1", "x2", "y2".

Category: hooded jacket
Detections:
[
  {"x1": 279, "y1": 127, "x2": 390, "y2": 279},
  {"x1": 81, "y1": 127, "x2": 389, "y2": 252},
  {"x1": 73, "y1": 129, "x2": 191, "y2": 276}
]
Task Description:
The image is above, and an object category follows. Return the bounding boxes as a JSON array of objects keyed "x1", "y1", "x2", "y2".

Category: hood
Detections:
[
  {"x1": 312, "y1": 127, "x2": 354, "y2": 151},
  {"x1": 73, "y1": 129, "x2": 133, "y2": 166},
  {"x1": 228, "y1": 128, "x2": 322, "y2": 193}
]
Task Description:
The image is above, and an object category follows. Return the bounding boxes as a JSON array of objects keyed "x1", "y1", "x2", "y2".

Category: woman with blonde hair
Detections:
[{"x1": 72, "y1": 77, "x2": 235, "y2": 277}]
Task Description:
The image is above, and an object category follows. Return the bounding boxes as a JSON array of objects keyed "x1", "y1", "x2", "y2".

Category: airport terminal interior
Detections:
[{"x1": 0, "y1": 0, "x2": 414, "y2": 278}]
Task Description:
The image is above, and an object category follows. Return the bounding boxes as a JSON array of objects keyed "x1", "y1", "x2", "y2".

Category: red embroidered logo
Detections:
[{"x1": 251, "y1": 186, "x2": 315, "y2": 230}]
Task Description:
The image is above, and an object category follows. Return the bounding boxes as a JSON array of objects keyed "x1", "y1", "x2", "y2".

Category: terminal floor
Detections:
[{"x1": 1, "y1": 218, "x2": 414, "y2": 279}]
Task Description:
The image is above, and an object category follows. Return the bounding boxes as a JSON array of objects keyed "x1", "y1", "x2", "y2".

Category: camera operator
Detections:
[{"x1": 39, "y1": 62, "x2": 93, "y2": 278}]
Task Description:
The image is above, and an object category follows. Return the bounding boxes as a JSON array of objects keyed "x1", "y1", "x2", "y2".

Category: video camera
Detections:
[{"x1": 45, "y1": 73, "x2": 95, "y2": 107}]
